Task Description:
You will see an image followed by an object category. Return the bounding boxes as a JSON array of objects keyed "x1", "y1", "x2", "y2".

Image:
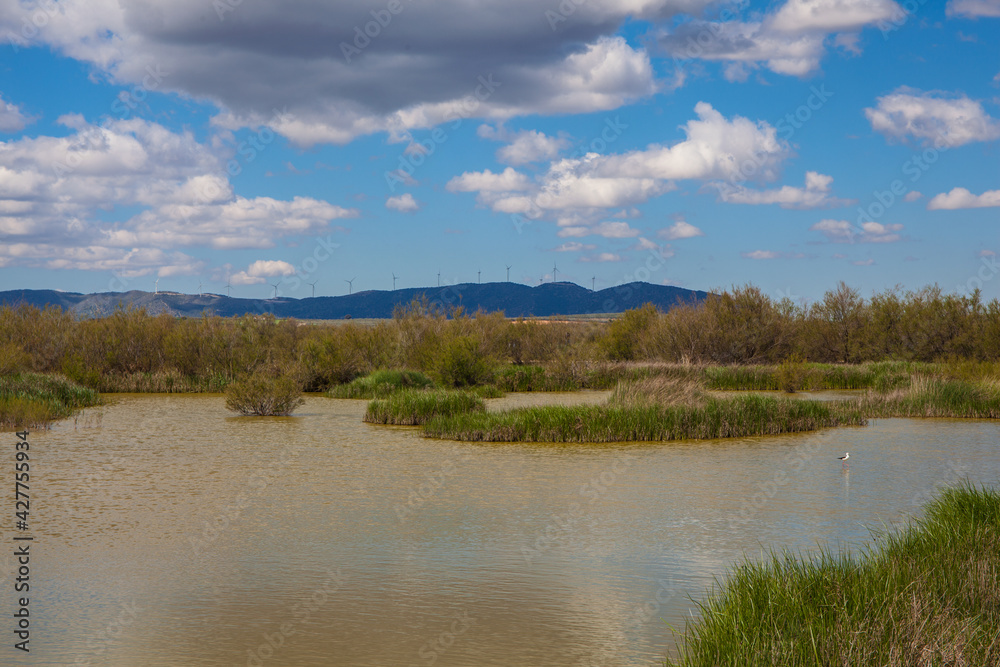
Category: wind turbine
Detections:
[
  {"x1": 437, "y1": 271, "x2": 441, "y2": 288},
  {"x1": 307, "y1": 280, "x2": 318, "y2": 298},
  {"x1": 552, "y1": 262, "x2": 559, "y2": 282},
  {"x1": 198, "y1": 281, "x2": 203, "y2": 297},
  {"x1": 392, "y1": 273, "x2": 398, "y2": 291},
  {"x1": 154, "y1": 278, "x2": 159, "y2": 294},
  {"x1": 477, "y1": 270, "x2": 481, "y2": 284},
  {"x1": 270, "y1": 281, "x2": 281, "y2": 299},
  {"x1": 506, "y1": 265, "x2": 511, "y2": 282},
  {"x1": 345, "y1": 278, "x2": 355, "y2": 295},
  {"x1": 592, "y1": 276, "x2": 596, "y2": 291},
  {"x1": 225, "y1": 278, "x2": 232, "y2": 297}
]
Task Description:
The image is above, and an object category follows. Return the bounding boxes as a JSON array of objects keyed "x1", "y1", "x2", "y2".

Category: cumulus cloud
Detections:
[
  {"x1": 717, "y1": 171, "x2": 854, "y2": 209},
  {"x1": 450, "y1": 103, "x2": 789, "y2": 229},
  {"x1": 386, "y1": 193, "x2": 420, "y2": 212},
  {"x1": 230, "y1": 260, "x2": 298, "y2": 286},
  {"x1": 0, "y1": 1, "x2": 705, "y2": 145},
  {"x1": 904, "y1": 191, "x2": 923, "y2": 202},
  {"x1": 947, "y1": 0, "x2": 1000, "y2": 18},
  {"x1": 810, "y1": 219, "x2": 904, "y2": 243},
  {"x1": 658, "y1": 219, "x2": 704, "y2": 239},
  {"x1": 0, "y1": 117, "x2": 356, "y2": 272},
  {"x1": 553, "y1": 242, "x2": 597, "y2": 252},
  {"x1": 580, "y1": 252, "x2": 624, "y2": 262},
  {"x1": 927, "y1": 187, "x2": 1000, "y2": 209},
  {"x1": 865, "y1": 88, "x2": 1000, "y2": 147},
  {"x1": 478, "y1": 126, "x2": 572, "y2": 165},
  {"x1": 0, "y1": 95, "x2": 28, "y2": 133},
  {"x1": 660, "y1": 0, "x2": 902, "y2": 78}
]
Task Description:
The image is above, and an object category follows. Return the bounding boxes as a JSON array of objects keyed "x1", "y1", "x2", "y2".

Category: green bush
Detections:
[
  {"x1": 776, "y1": 354, "x2": 808, "y2": 393},
  {"x1": 328, "y1": 369, "x2": 434, "y2": 398},
  {"x1": 225, "y1": 371, "x2": 304, "y2": 416},
  {"x1": 433, "y1": 335, "x2": 495, "y2": 387}
]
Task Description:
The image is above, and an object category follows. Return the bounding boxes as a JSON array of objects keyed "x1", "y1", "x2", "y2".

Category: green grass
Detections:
[
  {"x1": 850, "y1": 376, "x2": 1000, "y2": 419},
  {"x1": 423, "y1": 394, "x2": 866, "y2": 442},
  {"x1": 0, "y1": 373, "x2": 102, "y2": 429},
  {"x1": 364, "y1": 389, "x2": 486, "y2": 426},
  {"x1": 667, "y1": 485, "x2": 1000, "y2": 666},
  {"x1": 328, "y1": 369, "x2": 435, "y2": 399}
]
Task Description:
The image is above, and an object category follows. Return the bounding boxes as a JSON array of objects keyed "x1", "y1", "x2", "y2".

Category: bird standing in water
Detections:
[{"x1": 838, "y1": 452, "x2": 850, "y2": 467}]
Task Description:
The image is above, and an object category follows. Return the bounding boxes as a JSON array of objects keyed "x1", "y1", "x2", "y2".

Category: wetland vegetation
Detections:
[{"x1": 666, "y1": 485, "x2": 1000, "y2": 667}]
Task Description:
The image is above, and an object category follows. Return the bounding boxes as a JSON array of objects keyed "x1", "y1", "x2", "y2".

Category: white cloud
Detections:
[
  {"x1": 553, "y1": 242, "x2": 597, "y2": 252},
  {"x1": 980, "y1": 249, "x2": 996, "y2": 257},
  {"x1": 447, "y1": 167, "x2": 532, "y2": 193},
  {"x1": 386, "y1": 193, "x2": 420, "y2": 213},
  {"x1": 927, "y1": 187, "x2": 1000, "y2": 209},
  {"x1": 230, "y1": 260, "x2": 298, "y2": 286},
  {"x1": 904, "y1": 191, "x2": 923, "y2": 202},
  {"x1": 451, "y1": 103, "x2": 789, "y2": 224},
  {"x1": 853, "y1": 258, "x2": 875, "y2": 266},
  {"x1": 591, "y1": 221, "x2": 641, "y2": 238},
  {"x1": 718, "y1": 171, "x2": 854, "y2": 209},
  {"x1": 0, "y1": 95, "x2": 28, "y2": 133},
  {"x1": 947, "y1": 0, "x2": 1000, "y2": 18},
  {"x1": 742, "y1": 250, "x2": 782, "y2": 259},
  {"x1": 810, "y1": 219, "x2": 904, "y2": 243},
  {"x1": 660, "y1": 0, "x2": 901, "y2": 78},
  {"x1": 0, "y1": 117, "x2": 356, "y2": 272},
  {"x1": 865, "y1": 88, "x2": 1000, "y2": 147},
  {"x1": 658, "y1": 220, "x2": 705, "y2": 239},
  {"x1": 770, "y1": 0, "x2": 902, "y2": 33},
  {"x1": 480, "y1": 128, "x2": 572, "y2": 166},
  {"x1": 580, "y1": 252, "x2": 624, "y2": 263}
]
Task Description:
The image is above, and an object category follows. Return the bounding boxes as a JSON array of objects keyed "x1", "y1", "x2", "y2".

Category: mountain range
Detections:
[{"x1": 0, "y1": 282, "x2": 709, "y2": 319}]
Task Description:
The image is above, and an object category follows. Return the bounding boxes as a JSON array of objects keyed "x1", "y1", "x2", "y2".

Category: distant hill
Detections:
[{"x1": 0, "y1": 282, "x2": 709, "y2": 319}]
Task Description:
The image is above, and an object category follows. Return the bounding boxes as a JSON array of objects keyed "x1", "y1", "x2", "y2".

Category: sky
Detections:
[{"x1": 0, "y1": 0, "x2": 997, "y2": 304}]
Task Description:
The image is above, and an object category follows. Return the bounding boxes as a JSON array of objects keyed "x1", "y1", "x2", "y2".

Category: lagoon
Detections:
[{"x1": 11, "y1": 394, "x2": 1000, "y2": 666}]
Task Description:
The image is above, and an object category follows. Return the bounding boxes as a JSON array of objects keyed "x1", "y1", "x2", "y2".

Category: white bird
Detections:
[{"x1": 838, "y1": 452, "x2": 850, "y2": 466}]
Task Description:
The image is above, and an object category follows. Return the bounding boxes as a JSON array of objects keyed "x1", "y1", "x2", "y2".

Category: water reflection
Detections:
[{"x1": 7, "y1": 395, "x2": 999, "y2": 665}]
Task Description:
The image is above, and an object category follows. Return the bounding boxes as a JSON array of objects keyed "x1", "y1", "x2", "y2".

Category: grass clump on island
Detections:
[
  {"x1": 422, "y1": 376, "x2": 867, "y2": 443},
  {"x1": 667, "y1": 485, "x2": 1000, "y2": 667},
  {"x1": 364, "y1": 389, "x2": 486, "y2": 426},
  {"x1": 0, "y1": 373, "x2": 102, "y2": 429},
  {"x1": 225, "y1": 370, "x2": 304, "y2": 417}
]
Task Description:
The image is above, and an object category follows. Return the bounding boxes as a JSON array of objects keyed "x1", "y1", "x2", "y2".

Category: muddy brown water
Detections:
[{"x1": 6, "y1": 394, "x2": 999, "y2": 666}]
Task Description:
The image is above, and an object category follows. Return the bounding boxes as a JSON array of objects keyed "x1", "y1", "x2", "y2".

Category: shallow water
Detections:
[{"x1": 5, "y1": 394, "x2": 999, "y2": 666}]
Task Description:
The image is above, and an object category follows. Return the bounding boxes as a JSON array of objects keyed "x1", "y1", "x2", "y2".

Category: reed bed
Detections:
[
  {"x1": 364, "y1": 389, "x2": 486, "y2": 426},
  {"x1": 328, "y1": 369, "x2": 435, "y2": 399},
  {"x1": 667, "y1": 485, "x2": 1000, "y2": 667},
  {"x1": 851, "y1": 376, "x2": 1000, "y2": 419},
  {"x1": 0, "y1": 373, "x2": 102, "y2": 429},
  {"x1": 423, "y1": 395, "x2": 866, "y2": 443}
]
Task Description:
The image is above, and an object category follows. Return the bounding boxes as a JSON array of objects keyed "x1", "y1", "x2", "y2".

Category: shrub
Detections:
[
  {"x1": 433, "y1": 335, "x2": 495, "y2": 387},
  {"x1": 776, "y1": 354, "x2": 808, "y2": 393},
  {"x1": 225, "y1": 371, "x2": 304, "y2": 416},
  {"x1": 328, "y1": 369, "x2": 435, "y2": 399}
]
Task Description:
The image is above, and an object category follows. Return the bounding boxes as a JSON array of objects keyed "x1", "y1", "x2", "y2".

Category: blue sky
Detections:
[{"x1": 0, "y1": 0, "x2": 997, "y2": 304}]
